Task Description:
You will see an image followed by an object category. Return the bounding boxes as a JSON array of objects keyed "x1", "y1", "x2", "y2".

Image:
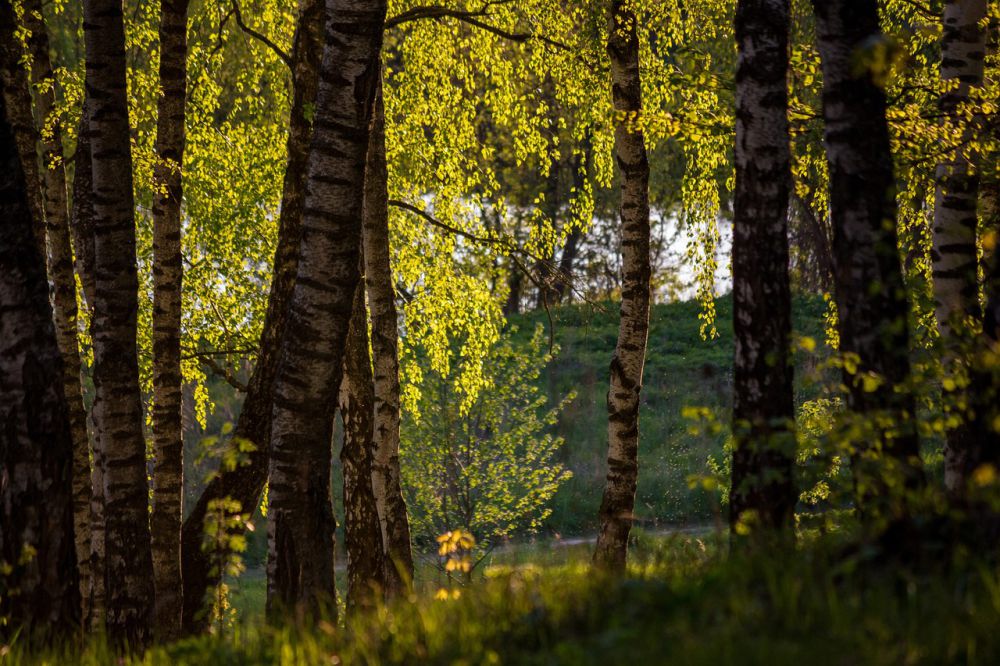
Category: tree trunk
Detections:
[
  {"x1": 265, "y1": 0, "x2": 387, "y2": 621},
  {"x1": 362, "y1": 75, "x2": 414, "y2": 596},
  {"x1": 20, "y1": 0, "x2": 94, "y2": 618},
  {"x1": 71, "y1": 108, "x2": 97, "y2": 311},
  {"x1": 932, "y1": 0, "x2": 988, "y2": 494},
  {"x1": 0, "y1": 6, "x2": 45, "y2": 258},
  {"x1": 593, "y1": 0, "x2": 652, "y2": 572},
  {"x1": 82, "y1": 0, "x2": 155, "y2": 647},
  {"x1": 811, "y1": 0, "x2": 924, "y2": 518},
  {"x1": 179, "y1": 0, "x2": 323, "y2": 633},
  {"x1": 729, "y1": 0, "x2": 797, "y2": 539},
  {"x1": 0, "y1": 79, "x2": 80, "y2": 641},
  {"x1": 339, "y1": 281, "x2": 386, "y2": 611},
  {"x1": 149, "y1": 0, "x2": 189, "y2": 641}
]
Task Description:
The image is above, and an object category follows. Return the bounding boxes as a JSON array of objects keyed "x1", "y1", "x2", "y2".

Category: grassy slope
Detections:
[{"x1": 508, "y1": 294, "x2": 829, "y2": 535}]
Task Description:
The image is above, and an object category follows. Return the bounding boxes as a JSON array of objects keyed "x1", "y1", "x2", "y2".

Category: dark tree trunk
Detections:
[
  {"x1": 0, "y1": 5, "x2": 45, "y2": 258},
  {"x1": 71, "y1": 108, "x2": 97, "y2": 311},
  {"x1": 150, "y1": 0, "x2": 190, "y2": 641},
  {"x1": 265, "y1": 0, "x2": 387, "y2": 621},
  {"x1": 729, "y1": 0, "x2": 797, "y2": 539},
  {"x1": 0, "y1": 79, "x2": 80, "y2": 641},
  {"x1": 932, "y1": 0, "x2": 988, "y2": 494},
  {"x1": 70, "y1": 99, "x2": 105, "y2": 628},
  {"x1": 20, "y1": 0, "x2": 94, "y2": 610},
  {"x1": 593, "y1": 0, "x2": 652, "y2": 572},
  {"x1": 339, "y1": 281, "x2": 387, "y2": 611},
  {"x1": 82, "y1": 0, "x2": 155, "y2": 647},
  {"x1": 179, "y1": 0, "x2": 323, "y2": 633},
  {"x1": 362, "y1": 75, "x2": 414, "y2": 596},
  {"x1": 812, "y1": 0, "x2": 924, "y2": 518}
]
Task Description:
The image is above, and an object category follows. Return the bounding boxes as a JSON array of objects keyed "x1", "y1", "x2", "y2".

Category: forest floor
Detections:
[{"x1": 17, "y1": 525, "x2": 1000, "y2": 665}]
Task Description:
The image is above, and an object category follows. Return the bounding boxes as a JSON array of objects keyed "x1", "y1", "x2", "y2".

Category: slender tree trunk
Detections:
[
  {"x1": 363, "y1": 75, "x2": 414, "y2": 596},
  {"x1": 932, "y1": 0, "x2": 988, "y2": 494},
  {"x1": 0, "y1": 80, "x2": 80, "y2": 640},
  {"x1": 19, "y1": 0, "x2": 94, "y2": 617},
  {"x1": 266, "y1": 0, "x2": 387, "y2": 621},
  {"x1": 729, "y1": 0, "x2": 797, "y2": 539},
  {"x1": 0, "y1": 7, "x2": 45, "y2": 258},
  {"x1": 811, "y1": 0, "x2": 924, "y2": 518},
  {"x1": 71, "y1": 98, "x2": 104, "y2": 629},
  {"x1": 71, "y1": 109, "x2": 97, "y2": 311},
  {"x1": 150, "y1": 0, "x2": 189, "y2": 641},
  {"x1": 340, "y1": 280, "x2": 387, "y2": 611},
  {"x1": 593, "y1": 0, "x2": 652, "y2": 572},
  {"x1": 179, "y1": 0, "x2": 323, "y2": 633},
  {"x1": 82, "y1": 0, "x2": 155, "y2": 647}
]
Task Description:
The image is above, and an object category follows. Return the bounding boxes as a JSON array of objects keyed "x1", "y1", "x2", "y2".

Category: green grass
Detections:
[
  {"x1": 14, "y1": 528, "x2": 1000, "y2": 665},
  {"x1": 508, "y1": 294, "x2": 830, "y2": 535}
]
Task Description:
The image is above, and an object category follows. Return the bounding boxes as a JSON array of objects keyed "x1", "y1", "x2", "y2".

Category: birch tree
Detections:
[
  {"x1": 150, "y1": 0, "x2": 190, "y2": 640},
  {"x1": 593, "y1": 0, "x2": 652, "y2": 571},
  {"x1": 729, "y1": 0, "x2": 796, "y2": 538},
  {"x1": 0, "y1": 68, "x2": 80, "y2": 639},
  {"x1": 811, "y1": 0, "x2": 924, "y2": 518},
  {"x1": 83, "y1": 0, "x2": 155, "y2": 645},
  {"x1": 266, "y1": 0, "x2": 387, "y2": 620}
]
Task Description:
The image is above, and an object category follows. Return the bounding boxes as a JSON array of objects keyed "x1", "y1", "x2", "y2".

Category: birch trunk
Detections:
[
  {"x1": 266, "y1": 0, "x2": 387, "y2": 620},
  {"x1": 339, "y1": 281, "x2": 386, "y2": 610},
  {"x1": 593, "y1": 0, "x2": 652, "y2": 572},
  {"x1": 71, "y1": 98, "x2": 104, "y2": 629},
  {"x1": 19, "y1": 0, "x2": 94, "y2": 616},
  {"x1": 179, "y1": 0, "x2": 323, "y2": 633},
  {"x1": 150, "y1": 0, "x2": 189, "y2": 641},
  {"x1": 811, "y1": 0, "x2": 924, "y2": 517},
  {"x1": 0, "y1": 70, "x2": 81, "y2": 641},
  {"x1": 83, "y1": 0, "x2": 155, "y2": 647},
  {"x1": 362, "y1": 75, "x2": 413, "y2": 595},
  {"x1": 932, "y1": 0, "x2": 988, "y2": 494},
  {"x1": 729, "y1": 0, "x2": 796, "y2": 538}
]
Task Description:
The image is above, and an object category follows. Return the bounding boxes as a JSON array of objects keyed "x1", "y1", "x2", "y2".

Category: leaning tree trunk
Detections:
[
  {"x1": 266, "y1": 0, "x2": 387, "y2": 621},
  {"x1": 0, "y1": 81, "x2": 80, "y2": 641},
  {"x1": 729, "y1": 0, "x2": 797, "y2": 539},
  {"x1": 83, "y1": 0, "x2": 155, "y2": 647},
  {"x1": 150, "y1": 0, "x2": 190, "y2": 641},
  {"x1": 593, "y1": 0, "x2": 652, "y2": 572},
  {"x1": 812, "y1": 0, "x2": 924, "y2": 519},
  {"x1": 178, "y1": 0, "x2": 323, "y2": 633},
  {"x1": 362, "y1": 74, "x2": 414, "y2": 596},
  {"x1": 339, "y1": 281, "x2": 387, "y2": 611},
  {"x1": 0, "y1": 6, "x2": 45, "y2": 258},
  {"x1": 21, "y1": 0, "x2": 94, "y2": 616},
  {"x1": 932, "y1": 0, "x2": 988, "y2": 495}
]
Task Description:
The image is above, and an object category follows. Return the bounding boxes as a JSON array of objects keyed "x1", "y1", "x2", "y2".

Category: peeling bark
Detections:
[
  {"x1": 362, "y1": 77, "x2": 414, "y2": 596},
  {"x1": 83, "y1": 0, "x2": 155, "y2": 647},
  {"x1": 593, "y1": 0, "x2": 652, "y2": 572},
  {"x1": 265, "y1": 0, "x2": 387, "y2": 620},
  {"x1": 729, "y1": 0, "x2": 797, "y2": 538},
  {"x1": 0, "y1": 79, "x2": 80, "y2": 640},
  {"x1": 150, "y1": 0, "x2": 190, "y2": 641}
]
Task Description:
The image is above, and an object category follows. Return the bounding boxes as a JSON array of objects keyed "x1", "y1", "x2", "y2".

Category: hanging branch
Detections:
[{"x1": 231, "y1": 0, "x2": 292, "y2": 70}]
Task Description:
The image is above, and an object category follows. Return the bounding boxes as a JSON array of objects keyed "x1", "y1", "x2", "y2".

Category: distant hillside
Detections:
[{"x1": 507, "y1": 294, "x2": 830, "y2": 535}]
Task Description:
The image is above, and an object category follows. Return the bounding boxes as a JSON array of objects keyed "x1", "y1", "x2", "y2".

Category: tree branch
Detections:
[{"x1": 231, "y1": 0, "x2": 292, "y2": 70}]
